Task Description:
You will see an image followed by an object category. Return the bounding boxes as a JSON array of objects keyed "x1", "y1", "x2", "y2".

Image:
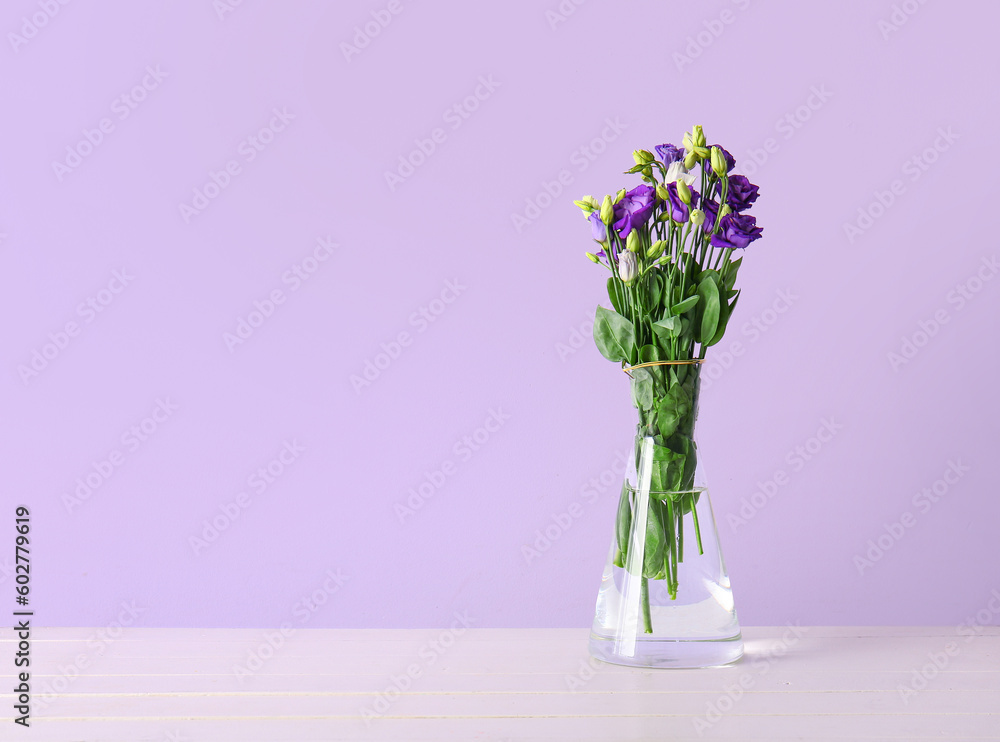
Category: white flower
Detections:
[
  {"x1": 618, "y1": 251, "x2": 638, "y2": 284},
  {"x1": 663, "y1": 160, "x2": 698, "y2": 187}
]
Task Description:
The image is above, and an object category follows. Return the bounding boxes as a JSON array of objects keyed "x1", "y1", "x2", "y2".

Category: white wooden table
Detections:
[{"x1": 2, "y1": 627, "x2": 998, "y2": 740}]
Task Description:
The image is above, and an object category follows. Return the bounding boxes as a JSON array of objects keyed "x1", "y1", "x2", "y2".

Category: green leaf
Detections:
[
  {"x1": 650, "y1": 326, "x2": 672, "y2": 356},
  {"x1": 639, "y1": 344, "x2": 661, "y2": 364},
  {"x1": 722, "y1": 257, "x2": 742, "y2": 292},
  {"x1": 706, "y1": 290, "x2": 730, "y2": 347},
  {"x1": 670, "y1": 295, "x2": 699, "y2": 315},
  {"x1": 655, "y1": 384, "x2": 691, "y2": 439},
  {"x1": 649, "y1": 445, "x2": 682, "y2": 494},
  {"x1": 632, "y1": 378, "x2": 653, "y2": 410},
  {"x1": 642, "y1": 502, "x2": 665, "y2": 579},
  {"x1": 698, "y1": 277, "x2": 721, "y2": 345},
  {"x1": 654, "y1": 316, "x2": 681, "y2": 335},
  {"x1": 593, "y1": 306, "x2": 635, "y2": 363},
  {"x1": 700, "y1": 269, "x2": 721, "y2": 285},
  {"x1": 606, "y1": 277, "x2": 626, "y2": 315},
  {"x1": 630, "y1": 368, "x2": 654, "y2": 411},
  {"x1": 648, "y1": 273, "x2": 663, "y2": 310},
  {"x1": 707, "y1": 289, "x2": 741, "y2": 347},
  {"x1": 616, "y1": 482, "x2": 632, "y2": 559},
  {"x1": 651, "y1": 317, "x2": 681, "y2": 353}
]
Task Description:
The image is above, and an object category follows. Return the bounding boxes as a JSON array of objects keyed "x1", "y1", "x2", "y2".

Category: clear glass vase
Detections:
[{"x1": 588, "y1": 360, "x2": 743, "y2": 668}]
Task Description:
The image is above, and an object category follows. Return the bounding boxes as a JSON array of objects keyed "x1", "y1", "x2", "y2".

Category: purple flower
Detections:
[
  {"x1": 717, "y1": 175, "x2": 760, "y2": 212},
  {"x1": 588, "y1": 211, "x2": 607, "y2": 242},
  {"x1": 701, "y1": 198, "x2": 720, "y2": 232},
  {"x1": 710, "y1": 213, "x2": 763, "y2": 249},
  {"x1": 662, "y1": 182, "x2": 700, "y2": 223},
  {"x1": 612, "y1": 184, "x2": 656, "y2": 239},
  {"x1": 701, "y1": 145, "x2": 735, "y2": 174},
  {"x1": 655, "y1": 144, "x2": 685, "y2": 166}
]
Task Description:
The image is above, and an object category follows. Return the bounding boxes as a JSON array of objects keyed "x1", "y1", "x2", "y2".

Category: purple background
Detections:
[{"x1": 2, "y1": 0, "x2": 998, "y2": 630}]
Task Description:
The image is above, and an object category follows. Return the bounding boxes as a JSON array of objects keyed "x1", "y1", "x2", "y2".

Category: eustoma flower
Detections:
[
  {"x1": 700, "y1": 198, "x2": 719, "y2": 232},
  {"x1": 719, "y1": 175, "x2": 759, "y2": 212},
  {"x1": 574, "y1": 125, "x2": 764, "y2": 630},
  {"x1": 655, "y1": 143, "x2": 685, "y2": 165},
  {"x1": 612, "y1": 184, "x2": 656, "y2": 239},
  {"x1": 659, "y1": 182, "x2": 699, "y2": 223},
  {"x1": 589, "y1": 211, "x2": 608, "y2": 242},
  {"x1": 663, "y1": 160, "x2": 698, "y2": 187},
  {"x1": 617, "y1": 251, "x2": 638, "y2": 284},
  {"x1": 710, "y1": 213, "x2": 764, "y2": 249}
]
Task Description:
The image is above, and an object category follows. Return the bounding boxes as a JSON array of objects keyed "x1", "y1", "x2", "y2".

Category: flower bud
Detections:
[
  {"x1": 600, "y1": 195, "x2": 614, "y2": 224},
  {"x1": 682, "y1": 126, "x2": 709, "y2": 167},
  {"x1": 656, "y1": 184, "x2": 670, "y2": 201},
  {"x1": 646, "y1": 240, "x2": 667, "y2": 260},
  {"x1": 573, "y1": 195, "x2": 600, "y2": 215},
  {"x1": 632, "y1": 149, "x2": 654, "y2": 165},
  {"x1": 720, "y1": 204, "x2": 733, "y2": 218},
  {"x1": 676, "y1": 180, "x2": 692, "y2": 205},
  {"x1": 614, "y1": 188, "x2": 626, "y2": 204},
  {"x1": 710, "y1": 146, "x2": 727, "y2": 177},
  {"x1": 585, "y1": 251, "x2": 600, "y2": 264},
  {"x1": 690, "y1": 209, "x2": 705, "y2": 227},
  {"x1": 685, "y1": 125, "x2": 706, "y2": 149},
  {"x1": 618, "y1": 251, "x2": 638, "y2": 284},
  {"x1": 625, "y1": 230, "x2": 641, "y2": 253}
]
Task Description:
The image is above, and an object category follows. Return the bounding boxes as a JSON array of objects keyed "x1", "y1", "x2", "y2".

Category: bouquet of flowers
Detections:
[{"x1": 575, "y1": 125, "x2": 762, "y2": 632}]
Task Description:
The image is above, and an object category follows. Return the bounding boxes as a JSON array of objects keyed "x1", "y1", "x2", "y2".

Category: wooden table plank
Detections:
[{"x1": 0, "y1": 628, "x2": 997, "y2": 740}]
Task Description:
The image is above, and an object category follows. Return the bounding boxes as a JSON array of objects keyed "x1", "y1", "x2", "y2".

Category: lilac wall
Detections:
[{"x1": 2, "y1": 0, "x2": 998, "y2": 629}]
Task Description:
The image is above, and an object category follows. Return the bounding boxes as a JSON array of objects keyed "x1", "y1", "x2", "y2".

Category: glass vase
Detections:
[{"x1": 588, "y1": 360, "x2": 743, "y2": 668}]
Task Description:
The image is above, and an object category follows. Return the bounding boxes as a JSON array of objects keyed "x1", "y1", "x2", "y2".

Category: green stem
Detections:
[
  {"x1": 689, "y1": 492, "x2": 704, "y2": 555},
  {"x1": 640, "y1": 576, "x2": 652, "y2": 634},
  {"x1": 677, "y1": 498, "x2": 685, "y2": 563}
]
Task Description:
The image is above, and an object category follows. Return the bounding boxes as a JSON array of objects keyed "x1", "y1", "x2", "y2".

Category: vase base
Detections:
[{"x1": 588, "y1": 631, "x2": 744, "y2": 669}]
